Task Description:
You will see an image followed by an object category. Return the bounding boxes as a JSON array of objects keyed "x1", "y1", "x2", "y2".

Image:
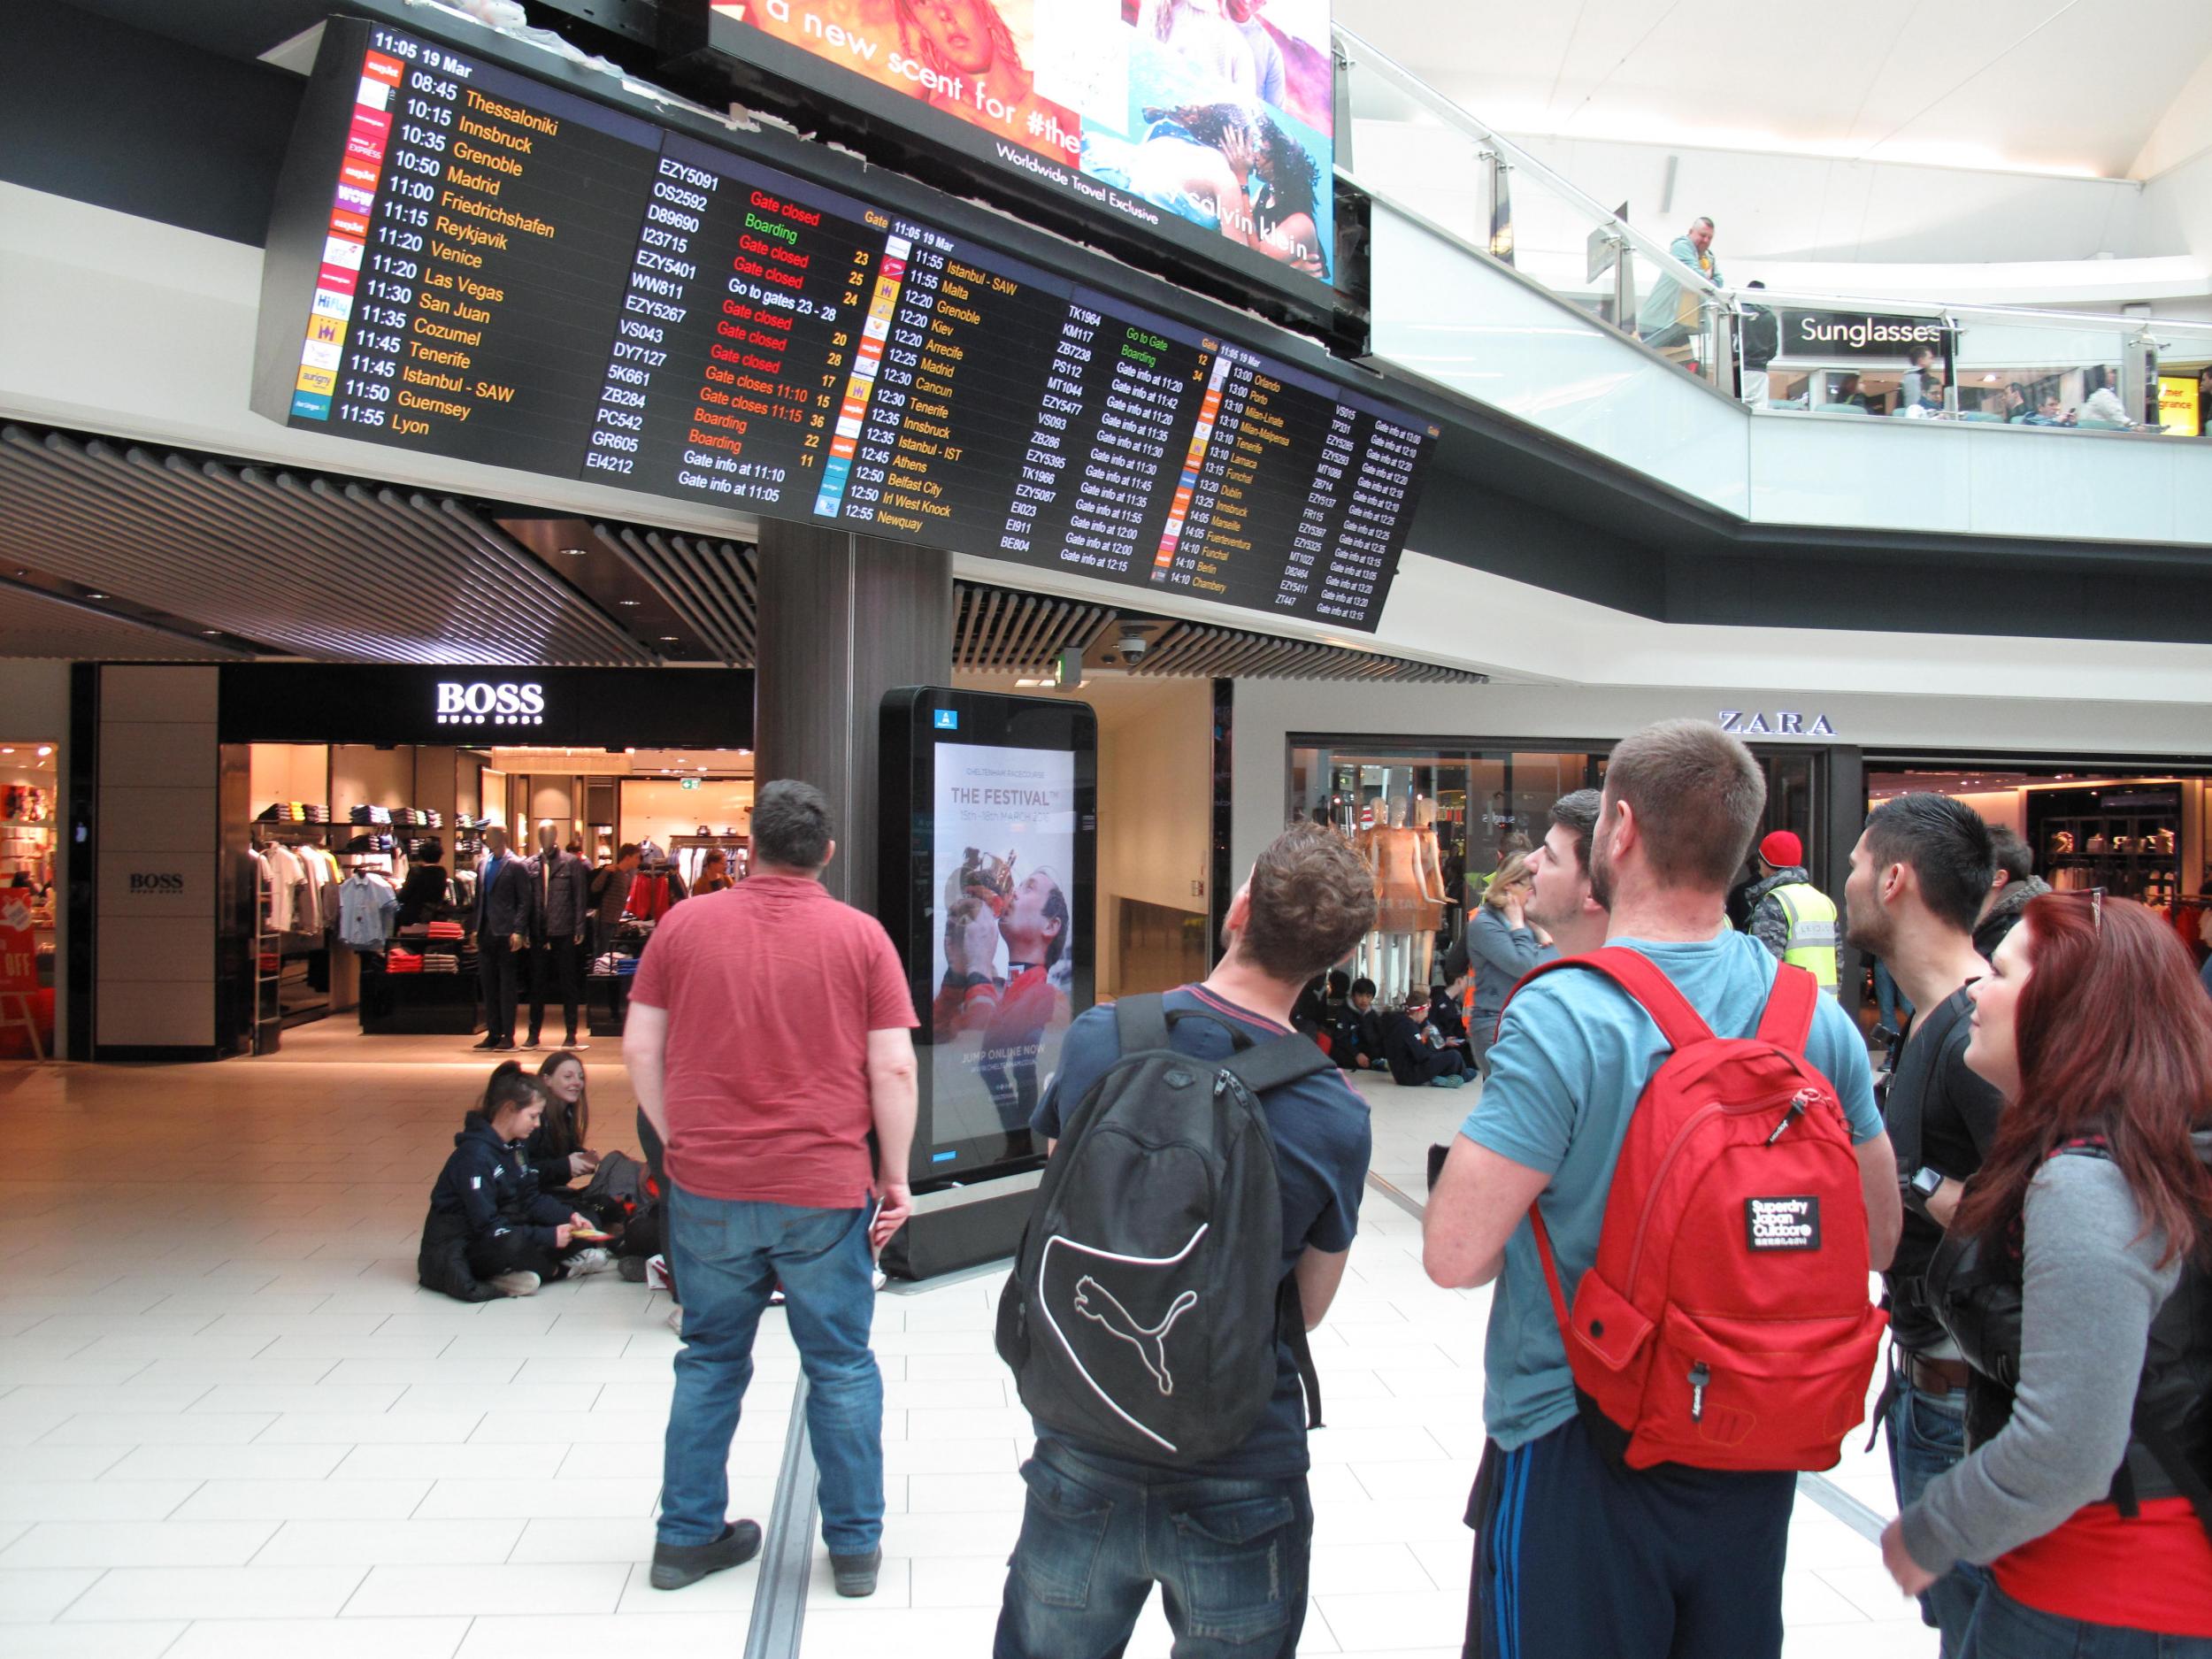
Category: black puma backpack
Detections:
[{"x1": 994, "y1": 995, "x2": 1333, "y2": 1463}]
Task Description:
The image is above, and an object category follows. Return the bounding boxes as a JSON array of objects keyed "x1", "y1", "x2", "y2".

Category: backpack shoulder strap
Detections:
[
  {"x1": 1506, "y1": 946, "x2": 1715, "y2": 1052},
  {"x1": 1221, "y1": 1031, "x2": 1334, "y2": 1096},
  {"x1": 1114, "y1": 993, "x2": 1171, "y2": 1054},
  {"x1": 1755, "y1": 963, "x2": 1819, "y2": 1054}
]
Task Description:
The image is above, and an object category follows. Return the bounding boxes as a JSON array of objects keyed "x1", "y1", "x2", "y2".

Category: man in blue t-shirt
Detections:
[
  {"x1": 995, "y1": 824, "x2": 1378, "y2": 1659},
  {"x1": 1425, "y1": 721, "x2": 1902, "y2": 1659}
]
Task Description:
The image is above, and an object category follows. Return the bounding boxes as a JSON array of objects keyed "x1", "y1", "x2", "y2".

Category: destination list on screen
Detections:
[{"x1": 264, "y1": 21, "x2": 1438, "y2": 633}]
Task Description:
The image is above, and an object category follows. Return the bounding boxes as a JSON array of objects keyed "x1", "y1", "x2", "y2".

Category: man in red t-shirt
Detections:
[{"x1": 626, "y1": 780, "x2": 918, "y2": 1599}]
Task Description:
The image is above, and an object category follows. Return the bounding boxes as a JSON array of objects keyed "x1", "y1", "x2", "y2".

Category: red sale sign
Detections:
[{"x1": 0, "y1": 891, "x2": 35, "y2": 995}]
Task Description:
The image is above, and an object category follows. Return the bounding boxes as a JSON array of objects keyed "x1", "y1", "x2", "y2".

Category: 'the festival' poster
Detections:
[{"x1": 926, "y1": 741, "x2": 1078, "y2": 1154}]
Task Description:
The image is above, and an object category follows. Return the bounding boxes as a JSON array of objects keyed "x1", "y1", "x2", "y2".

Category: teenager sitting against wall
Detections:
[{"x1": 419, "y1": 1068, "x2": 616, "y2": 1300}]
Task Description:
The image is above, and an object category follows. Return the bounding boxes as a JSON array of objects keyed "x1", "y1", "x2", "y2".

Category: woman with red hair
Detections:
[{"x1": 1882, "y1": 890, "x2": 2212, "y2": 1654}]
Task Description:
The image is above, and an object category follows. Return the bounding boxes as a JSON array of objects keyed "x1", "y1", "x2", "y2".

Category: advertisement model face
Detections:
[{"x1": 928, "y1": 741, "x2": 1079, "y2": 1151}]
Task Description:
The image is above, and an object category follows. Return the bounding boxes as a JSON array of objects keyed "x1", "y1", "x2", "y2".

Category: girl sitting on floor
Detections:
[{"x1": 424, "y1": 1068, "x2": 613, "y2": 1299}]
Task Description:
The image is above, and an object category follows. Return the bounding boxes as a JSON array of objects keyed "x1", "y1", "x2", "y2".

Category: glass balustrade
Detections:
[{"x1": 1336, "y1": 27, "x2": 2212, "y2": 439}]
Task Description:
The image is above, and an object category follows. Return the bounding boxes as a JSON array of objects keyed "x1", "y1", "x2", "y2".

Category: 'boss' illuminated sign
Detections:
[{"x1": 435, "y1": 681, "x2": 547, "y2": 726}]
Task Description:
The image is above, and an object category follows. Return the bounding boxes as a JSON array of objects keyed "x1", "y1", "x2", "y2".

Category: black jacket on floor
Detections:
[
  {"x1": 1329, "y1": 1005, "x2": 1385, "y2": 1071},
  {"x1": 428, "y1": 1118, "x2": 575, "y2": 1251}
]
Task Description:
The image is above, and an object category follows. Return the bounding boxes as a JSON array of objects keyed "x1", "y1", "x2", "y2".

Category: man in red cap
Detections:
[{"x1": 1744, "y1": 828, "x2": 1842, "y2": 995}]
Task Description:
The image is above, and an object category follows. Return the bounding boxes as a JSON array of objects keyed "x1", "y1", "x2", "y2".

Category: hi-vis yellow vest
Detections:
[{"x1": 1772, "y1": 882, "x2": 1840, "y2": 995}]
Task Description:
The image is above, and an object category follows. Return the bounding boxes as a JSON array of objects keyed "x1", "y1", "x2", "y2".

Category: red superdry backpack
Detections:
[{"x1": 1513, "y1": 948, "x2": 1887, "y2": 1473}]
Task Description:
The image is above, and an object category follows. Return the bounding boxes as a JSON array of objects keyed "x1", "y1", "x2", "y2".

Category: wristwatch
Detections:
[{"x1": 1903, "y1": 1165, "x2": 1947, "y2": 1217}]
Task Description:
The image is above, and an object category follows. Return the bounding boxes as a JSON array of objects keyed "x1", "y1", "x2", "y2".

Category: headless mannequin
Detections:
[{"x1": 1359, "y1": 799, "x2": 1448, "y2": 995}]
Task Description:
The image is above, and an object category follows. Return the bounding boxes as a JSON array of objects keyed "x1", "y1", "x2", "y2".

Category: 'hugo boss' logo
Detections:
[
  {"x1": 128, "y1": 872, "x2": 187, "y2": 895},
  {"x1": 434, "y1": 681, "x2": 546, "y2": 726}
]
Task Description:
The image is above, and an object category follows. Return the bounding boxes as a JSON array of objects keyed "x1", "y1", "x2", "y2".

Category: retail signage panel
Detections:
[
  {"x1": 701, "y1": 0, "x2": 1339, "y2": 310},
  {"x1": 251, "y1": 20, "x2": 1432, "y2": 634},
  {"x1": 879, "y1": 687, "x2": 1095, "y2": 1187},
  {"x1": 1775, "y1": 309, "x2": 1955, "y2": 362},
  {"x1": 2158, "y1": 375, "x2": 2200, "y2": 437},
  {"x1": 1717, "y1": 710, "x2": 1838, "y2": 737},
  {"x1": 218, "y1": 664, "x2": 754, "y2": 749}
]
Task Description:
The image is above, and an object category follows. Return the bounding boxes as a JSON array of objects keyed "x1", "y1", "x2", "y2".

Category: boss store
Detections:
[{"x1": 76, "y1": 662, "x2": 752, "y2": 1062}]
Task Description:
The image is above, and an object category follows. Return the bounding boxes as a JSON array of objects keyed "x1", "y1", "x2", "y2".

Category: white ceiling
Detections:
[{"x1": 1335, "y1": 0, "x2": 2212, "y2": 179}]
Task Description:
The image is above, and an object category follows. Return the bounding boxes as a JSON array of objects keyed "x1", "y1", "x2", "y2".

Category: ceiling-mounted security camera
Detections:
[{"x1": 1117, "y1": 626, "x2": 1148, "y2": 663}]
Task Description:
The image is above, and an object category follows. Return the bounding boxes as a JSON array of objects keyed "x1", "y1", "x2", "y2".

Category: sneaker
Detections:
[
  {"x1": 646, "y1": 1255, "x2": 673, "y2": 1292},
  {"x1": 665, "y1": 1308, "x2": 685, "y2": 1335},
  {"x1": 1429, "y1": 1071, "x2": 1467, "y2": 1089},
  {"x1": 829, "y1": 1547, "x2": 881, "y2": 1597},
  {"x1": 470, "y1": 1035, "x2": 501, "y2": 1050},
  {"x1": 649, "y1": 1520, "x2": 762, "y2": 1591},
  {"x1": 567, "y1": 1247, "x2": 615, "y2": 1277},
  {"x1": 488, "y1": 1270, "x2": 541, "y2": 1297},
  {"x1": 521, "y1": 1037, "x2": 541, "y2": 1051},
  {"x1": 565, "y1": 1036, "x2": 589, "y2": 1050},
  {"x1": 618, "y1": 1254, "x2": 648, "y2": 1282}
]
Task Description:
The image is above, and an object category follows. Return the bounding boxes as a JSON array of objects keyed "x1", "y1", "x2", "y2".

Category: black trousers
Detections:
[
  {"x1": 479, "y1": 933, "x2": 519, "y2": 1041},
  {"x1": 465, "y1": 1229, "x2": 569, "y2": 1285},
  {"x1": 527, "y1": 936, "x2": 583, "y2": 1042}
]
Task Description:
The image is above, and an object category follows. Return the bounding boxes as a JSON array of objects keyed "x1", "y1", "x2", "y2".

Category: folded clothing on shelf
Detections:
[
  {"x1": 256, "y1": 803, "x2": 329, "y2": 824},
  {"x1": 385, "y1": 949, "x2": 423, "y2": 973},
  {"x1": 422, "y1": 953, "x2": 460, "y2": 973},
  {"x1": 424, "y1": 920, "x2": 465, "y2": 941},
  {"x1": 342, "y1": 833, "x2": 396, "y2": 854}
]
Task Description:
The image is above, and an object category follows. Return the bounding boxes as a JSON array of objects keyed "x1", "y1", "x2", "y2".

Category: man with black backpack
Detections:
[
  {"x1": 993, "y1": 822, "x2": 1378, "y2": 1659},
  {"x1": 1842, "y1": 793, "x2": 2003, "y2": 1655},
  {"x1": 1424, "y1": 720, "x2": 1901, "y2": 1659}
]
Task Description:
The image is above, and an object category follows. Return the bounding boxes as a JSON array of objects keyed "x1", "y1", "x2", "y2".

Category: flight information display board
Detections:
[{"x1": 251, "y1": 19, "x2": 1435, "y2": 633}]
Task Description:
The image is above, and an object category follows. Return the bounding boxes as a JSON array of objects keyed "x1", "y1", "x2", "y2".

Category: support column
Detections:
[{"x1": 753, "y1": 522, "x2": 954, "y2": 912}]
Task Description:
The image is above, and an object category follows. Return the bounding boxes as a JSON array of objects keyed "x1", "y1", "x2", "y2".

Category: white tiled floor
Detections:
[{"x1": 0, "y1": 1038, "x2": 1934, "y2": 1655}]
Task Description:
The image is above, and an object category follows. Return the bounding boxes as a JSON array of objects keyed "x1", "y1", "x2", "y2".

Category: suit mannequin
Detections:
[
  {"x1": 526, "y1": 826, "x2": 591, "y2": 1049},
  {"x1": 472, "y1": 826, "x2": 537, "y2": 1052}
]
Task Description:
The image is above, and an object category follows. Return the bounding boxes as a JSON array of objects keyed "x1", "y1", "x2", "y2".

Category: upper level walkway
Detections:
[{"x1": 1339, "y1": 29, "x2": 2212, "y2": 551}]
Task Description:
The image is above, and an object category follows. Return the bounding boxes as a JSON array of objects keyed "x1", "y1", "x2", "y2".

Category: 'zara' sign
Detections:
[{"x1": 1718, "y1": 710, "x2": 1838, "y2": 737}]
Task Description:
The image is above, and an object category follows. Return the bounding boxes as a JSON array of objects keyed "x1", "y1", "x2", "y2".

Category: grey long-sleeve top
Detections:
[
  {"x1": 1460, "y1": 903, "x2": 1555, "y2": 1023},
  {"x1": 1900, "y1": 1156, "x2": 2180, "y2": 1575}
]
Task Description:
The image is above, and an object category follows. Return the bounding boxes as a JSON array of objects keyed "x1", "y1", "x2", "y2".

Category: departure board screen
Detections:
[{"x1": 251, "y1": 20, "x2": 1436, "y2": 633}]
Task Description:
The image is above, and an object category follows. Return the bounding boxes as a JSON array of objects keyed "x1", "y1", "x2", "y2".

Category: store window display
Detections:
[
  {"x1": 1288, "y1": 740, "x2": 1607, "y2": 999},
  {"x1": 1356, "y1": 796, "x2": 1448, "y2": 995},
  {"x1": 0, "y1": 741, "x2": 58, "y2": 1060}
]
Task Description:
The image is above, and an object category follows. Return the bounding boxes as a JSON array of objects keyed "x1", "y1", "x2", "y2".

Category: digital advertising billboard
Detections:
[{"x1": 704, "y1": 0, "x2": 1339, "y2": 307}]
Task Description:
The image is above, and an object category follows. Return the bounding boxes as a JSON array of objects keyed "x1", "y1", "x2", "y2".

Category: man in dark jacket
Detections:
[
  {"x1": 526, "y1": 830, "x2": 593, "y2": 1051},
  {"x1": 1970, "y1": 825, "x2": 2049, "y2": 962},
  {"x1": 1382, "y1": 991, "x2": 1467, "y2": 1088},
  {"x1": 473, "y1": 826, "x2": 537, "y2": 1052},
  {"x1": 1329, "y1": 977, "x2": 1386, "y2": 1071}
]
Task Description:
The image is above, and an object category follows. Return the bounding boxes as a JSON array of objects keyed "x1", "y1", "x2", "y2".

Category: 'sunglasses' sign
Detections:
[
  {"x1": 435, "y1": 681, "x2": 546, "y2": 726},
  {"x1": 1780, "y1": 309, "x2": 1952, "y2": 359}
]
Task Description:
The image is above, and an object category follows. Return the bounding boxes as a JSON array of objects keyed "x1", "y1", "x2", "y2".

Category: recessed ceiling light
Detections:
[
  {"x1": 202, "y1": 629, "x2": 223, "y2": 637},
  {"x1": 617, "y1": 600, "x2": 641, "y2": 607},
  {"x1": 659, "y1": 635, "x2": 679, "y2": 643},
  {"x1": 87, "y1": 591, "x2": 108, "y2": 600},
  {"x1": 36, "y1": 746, "x2": 52, "y2": 757},
  {"x1": 561, "y1": 546, "x2": 589, "y2": 557}
]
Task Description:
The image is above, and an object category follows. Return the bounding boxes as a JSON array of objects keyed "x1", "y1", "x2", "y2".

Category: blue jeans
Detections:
[
  {"x1": 995, "y1": 1440, "x2": 1313, "y2": 1659},
  {"x1": 659, "y1": 1186, "x2": 884, "y2": 1555},
  {"x1": 1962, "y1": 1581, "x2": 2212, "y2": 1658},
  {"x1": 1886, "y1": 1379, "x2": 1991, "y2": 1655},
  {"x1": 1875, "y1": 960, "x2": 1914, "y2": 1031}
]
